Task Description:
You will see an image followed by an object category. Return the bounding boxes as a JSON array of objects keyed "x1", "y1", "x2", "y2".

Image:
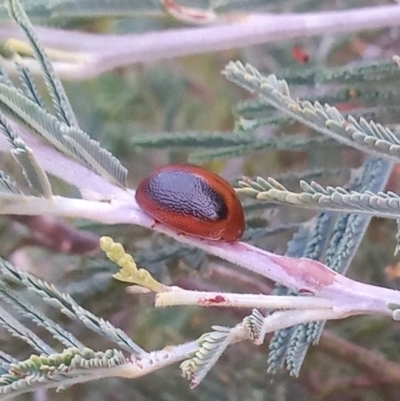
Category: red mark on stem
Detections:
[
  {"x1": 269, "y1": 254, "x2": 336, "y2": 290},
  {"x1": 198, "y1": 295, "x2": 227, "y2": 306}
]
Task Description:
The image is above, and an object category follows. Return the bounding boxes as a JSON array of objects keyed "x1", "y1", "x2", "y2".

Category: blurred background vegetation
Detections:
[{"x1": 1, "y1": 0, "x2": 400, "y2": 400}]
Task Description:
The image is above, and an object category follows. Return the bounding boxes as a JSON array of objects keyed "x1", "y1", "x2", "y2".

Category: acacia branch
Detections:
[
  {"x1": 1, "y1": 5, "x2": 400, "y2": 79},
  {"x1": 1, "y1": 190, "x2": 400, "y2": 320},
  {"x1": 0, "y1": 121, "x2": 397, "y2": 323}
]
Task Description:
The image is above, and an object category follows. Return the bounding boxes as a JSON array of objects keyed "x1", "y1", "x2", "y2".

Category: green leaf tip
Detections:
[{"x1": 100, "y1": 236, "x2": 167, "y2": 293}]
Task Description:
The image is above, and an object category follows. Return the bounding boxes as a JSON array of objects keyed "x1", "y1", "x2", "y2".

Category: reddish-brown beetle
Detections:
[{"x1": 135, "y1": 164, "x2": 245, "y2": 241}]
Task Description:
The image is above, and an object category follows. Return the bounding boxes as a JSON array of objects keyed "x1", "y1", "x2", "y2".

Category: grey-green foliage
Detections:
[
  {"x1": 224, "y1": 60, "x2": 396, "y2": 375},
  {"x1": 181, "y1": 326, "x2": 233, "y2": 386},
  {"x1": 238, "y1": 170, "x2": 400, "y2": 218},
  {"x1": 15, "y1": 62, "x2": 47, "y2": 110},
  {"x1": 0, "y1": 348, "x2": 127, "y2": 397},
  {"x1": 0, "y1": 280, "x2": 84, "y2": 350},
  {"x1": 234, "y1": 61, "x2": 400, "y2": 132},
  {"x1": 0, "y1": 78, "x2": 127, "y2": 187},
  {"x1": 282, "y1": 158, "x2": 392, "y2": 376},
  {"x1": 146, "y1": 57, "x2": 400, "y2": 163},
  {"x1": 0, "y1": 303, "x2": 54, "y2": 355},
  {"x1": 0, "y1": 0, "x2": 128, "y2": 188},
  {"x1": 0, "y1": 256, "x2": 144, "y2": 397},
  {"x1": 8, "y1": 0, "x2": 78, "y2": 127},
  {"x1": 268, "y1": 211, "x2": 335, "y2": 373},
  {"x1": 111, "y1": 35, "x2": 400, "y2": 166},
  {"x1": 223, "y1": 61, "x2": 400, "y2": 164},
  {"x1": 131, "y1": 128, "x2": 341, "y2": 163},
  {"x1": 0, "y1": 257, "x2": 144, "y2": 355}
]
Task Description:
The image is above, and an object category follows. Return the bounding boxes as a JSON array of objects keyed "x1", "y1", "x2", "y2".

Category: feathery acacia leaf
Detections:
[
  {"x1": 0, "y1": 258, "x2": 144, "y2": 356},
  {"x1": 181, "y1": 326, "x2": 234, "y2": 389},
  {"x1": 0, "y1": 350, "x2": 18, "y2": 370},
  {"x1": 0, "y1": 110, "x2": 52, "y2": 196},
  {"x1": 0, "y1": 82, "x2": 127, "y2": 186},
  {"x1": 0, "y1": 348, "x2": 127, "y2": 397},
  {"x1": 268, "y1": 157, "x2": 393, "y2": 375},
  {"x1": 223, "y1": 61, "x2": 400, "y2": 162},
  {"x1": 4, "y1": 0, "x2": 128, "y2": 187},
  {"x1": 268, "y1": 212, "x2": 336, "y2": 373},
  {"x1": 189, "y1": 136, "x2": 338, "y2": 163},
  {"x1": 0, "y1": 81, "x2": 79, "y2": 157},
  {"x1": 0, "y1": 305, "x2": 53, "y2": 355},
  {"x1": 238, "y1": 175, "x2": 400, "y2": 218},
  {"x1": 7, "y1": 0, "x2": 78, "y2": 127},
  {"x1": 12, "y1": 143, "x2": 53, "y2": 198},
  {"x1": 131, "y1": 131, "x2": 252, "y2": 148},
  {"x1": 15, "y1": 62, "x2": 46, "y2": 110},
  {"x1": 284, "y1": 160, "x2": 393, "y2": 375},
  {"x1": 0, "y1": 281, "x2": 84, "y2": 350},
  {"x1": 62, "y1": 126, "x2": 127, "y2": 186},
  {"x1": 242, "y1": 309, "x2": 267, "y2": 344}
]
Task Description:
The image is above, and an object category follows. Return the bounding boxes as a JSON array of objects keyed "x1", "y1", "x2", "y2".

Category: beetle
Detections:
[{"x1": 135, "y1": 164, "x2": 245, "y2": 241}]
